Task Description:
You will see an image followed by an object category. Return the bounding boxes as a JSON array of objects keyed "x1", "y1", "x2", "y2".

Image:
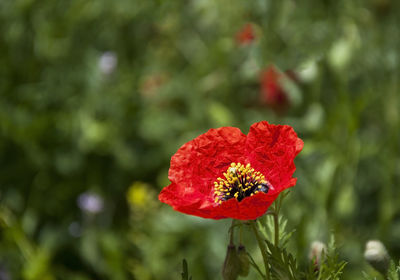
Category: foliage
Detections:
[
  {"x1": 257, "y1": 216, "x2": 346, "y2": 280},
  {"x1": 363, "y1": 261, "x2": 400, "y2": 280},
  {"x1": 306, "y1": 237, "x2": 347, "y2": 280},
  {"x1": 181, "y1": 259, "x2": 192, "y2": 280},
  {"x1": 266, "y1": 240, "x2": 300, "y2": 280},
  {"x1": 258, "y1": 194, "x2": 295, "y2": 248},
  {"x1": 387, "y1": 261, "x2": 400, "y2": 280},
  {"x1": 1, "y1": 0, "x2": 400, "y2": 279}
]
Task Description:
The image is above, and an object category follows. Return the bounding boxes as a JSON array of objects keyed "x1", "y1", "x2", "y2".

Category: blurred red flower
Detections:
[
  {"x1": 260, "y1": 66, "x2": 290, "y2": 112},
  {"x1": 236, "y1": 23, "x2": 255, "y2": 45},
  {"x1": 159, "y1": 121, "x2": 303, "y2": 220}
]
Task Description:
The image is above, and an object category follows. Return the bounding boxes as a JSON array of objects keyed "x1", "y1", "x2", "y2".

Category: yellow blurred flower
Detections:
[{"x1": 127, "y1": 182, "x2": 153, "y2": 209}]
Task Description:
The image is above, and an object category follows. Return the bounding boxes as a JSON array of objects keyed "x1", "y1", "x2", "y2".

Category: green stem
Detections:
[
  {"x1": 273, "y1": 212, "x2": 279, "y2": 247},
  {"x1": 239, "y1": 223, "x2": 243, "y2": 245},
  {"x1": 229, "y1": 219, "x2": 235, "y2": 244},
  {"x1": 250, "y1": 221, "x2": 270, "y2": 280}
]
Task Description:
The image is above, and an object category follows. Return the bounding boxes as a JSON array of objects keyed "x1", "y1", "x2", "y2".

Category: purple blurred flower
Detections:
[
  {"x1": 0, "y1": 264, "x2": 10, "y2": 280},
  {"x1": 98, "y1": 51, "x2": 117, "y2": 75},
  {"x1": 77, "y1": 192, "x2": 104, "y2": 214}
]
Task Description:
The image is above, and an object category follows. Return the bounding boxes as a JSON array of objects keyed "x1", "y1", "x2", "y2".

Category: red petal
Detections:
[
  {"x1": 159, "y1": 183, "x2": 219, "y2": 219},
  {"x1": 245, "y1": 121, "x2": 303, "y2": 193},
  {"x1": 162, "y1": 126, "x2": 247, "y2": 212},
  {"x1": 160, "y1": 188, "x2": 278, "y2": 220},
  {"x1": 216, "y1": 192, "x2": 279, "y2": 220}
]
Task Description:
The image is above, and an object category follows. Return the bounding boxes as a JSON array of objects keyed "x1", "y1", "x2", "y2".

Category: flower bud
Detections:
[
  {"x1": 237, "y1": 245, "x2": 250, "y2": 277},
  {"x1": 222, "y1": 244, "x2": 240, "y2": 280},
  {"x1": 364, "y1": 240, "x2": 390, "y2": 275},
  {"x1": 309, "y1": 241, "x2": 327, "y2": 268}
]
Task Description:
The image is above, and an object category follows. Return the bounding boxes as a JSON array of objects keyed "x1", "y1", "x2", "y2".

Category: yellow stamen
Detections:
[{"x1": 213, "y1": 162, "x2": 271, "y2": 204}]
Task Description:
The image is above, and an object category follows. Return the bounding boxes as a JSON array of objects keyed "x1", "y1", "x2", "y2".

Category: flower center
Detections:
[{"x1": 213, "y1": 162, "x2": 272, "y2": 204}]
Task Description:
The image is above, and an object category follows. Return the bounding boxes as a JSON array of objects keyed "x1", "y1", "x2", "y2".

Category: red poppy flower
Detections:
[
  {"x1": 236, "y1": 23, "x2": 255, "y2": 45},
  {"x1": 159, "y1": 121, "x2": 303, "y2": 220},
  {"x1": 260, "y1": 66, "x2": 289, "y2": 112}
]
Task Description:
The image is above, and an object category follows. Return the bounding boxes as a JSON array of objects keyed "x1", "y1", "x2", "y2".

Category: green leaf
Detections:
[
  {"x1": 181, "y1": 259, "x2": 192, "y2": 280},
  {"x1": 257, "y1": 214, "x2": 295, "y2": 248},
  {"x1": 387, "y1": 260, "x2": 400, "y2": 280},
  {"x1": 316, "y1": 236, "x2": 347, "y2": 280},
  {"x1": 265, "y1": 240, "x2": 300, "y2": 280},
  {"x1": 361, "y1": 271, "x2": 377, "y2": 280},
  {"x1": 247, "y1": 251, "x2": 265, "y2": 279}
]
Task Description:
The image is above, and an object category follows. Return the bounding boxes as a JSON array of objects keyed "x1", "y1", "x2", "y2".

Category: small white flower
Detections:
[
  {"x1": 309, "y1": 241, "x2": 327, "y2": 266},
  {"x1": 99, "y1": 51, "x2": 117, "y2": 75}
]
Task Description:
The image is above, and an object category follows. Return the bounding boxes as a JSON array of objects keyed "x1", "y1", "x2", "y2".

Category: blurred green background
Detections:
[{"x1": 1, "y1": 0, "x2": 400, "y2": 279}]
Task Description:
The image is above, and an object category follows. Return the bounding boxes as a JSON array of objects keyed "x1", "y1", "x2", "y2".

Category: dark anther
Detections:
[{"x1": 257, "y1": 183, "x2": 269, "y2": 193}]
